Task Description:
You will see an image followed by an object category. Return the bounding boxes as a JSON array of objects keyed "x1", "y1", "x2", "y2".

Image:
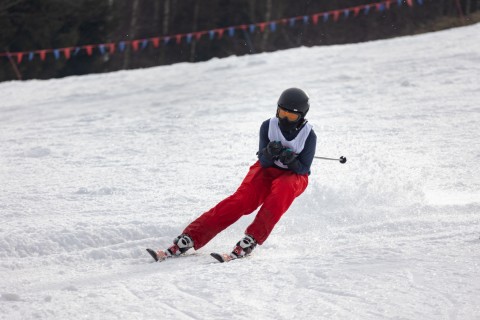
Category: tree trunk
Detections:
[
  {"x1": 153, "y1": 0, "x2": 161, "y2": 31},
  {"x1": 159, "y1": 0, "x2": 170, "y2": 64},
  {"x1": 189, "y1": 0, "x2": 200, "y2": 62},
  {"x1": 162, "y1": 0, "x2": 170, "y2": 35},
  {"x1": 464, "y1": 0, "x2": 471, "y2": 14},
  {"x1": 123, "y1": 0, "x2": 140, "y2": 69},
  {"x1": 261, "y1": 0, "x2": 273, "y2": 52}
]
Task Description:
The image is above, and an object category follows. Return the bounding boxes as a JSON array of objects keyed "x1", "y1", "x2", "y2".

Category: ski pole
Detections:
[{"x1": 314, "y1": 156, "x2": 347, "y2": 164}]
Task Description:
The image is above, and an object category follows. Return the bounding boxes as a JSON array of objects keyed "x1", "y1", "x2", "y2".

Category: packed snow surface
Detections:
[{"x1": 1, "y1": 24, "x2": 480, "y2": 319}]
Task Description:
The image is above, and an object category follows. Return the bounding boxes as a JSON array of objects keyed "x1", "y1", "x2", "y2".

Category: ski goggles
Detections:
[{"x1": 277, "y1": 107, "x2": 301, "y2": 122}]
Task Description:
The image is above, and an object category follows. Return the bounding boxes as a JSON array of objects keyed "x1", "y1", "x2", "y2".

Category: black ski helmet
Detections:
[
  {"x1": 276, "y1": 88, "x2": 309, "y2": 132},
  {"x1": 277, "y1": 88, "x2": 310, "y2": 115}
]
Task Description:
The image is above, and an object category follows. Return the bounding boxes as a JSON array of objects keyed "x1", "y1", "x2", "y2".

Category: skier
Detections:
[{"x1": 149, "y1": 88, "x2": 317, "y2": 262}]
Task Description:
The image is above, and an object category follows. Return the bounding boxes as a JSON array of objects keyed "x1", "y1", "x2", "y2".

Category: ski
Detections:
[
  {"x1": 210, "y1": 252, "x2": 235, "y2": 263},
  {"x1": 146, "y1": 248, "x2": 168, "y2": 262},
  {"x1": 146, "y1": 248, "x2": 199, "y2": 262}
]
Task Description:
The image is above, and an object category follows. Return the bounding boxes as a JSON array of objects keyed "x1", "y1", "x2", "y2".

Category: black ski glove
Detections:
[
  {"x1": 278, "y1": 148, "x2": 297, "y2": 165},
  {"x1": 264, "y1": 141, "x2": 284, "y2": 160}
]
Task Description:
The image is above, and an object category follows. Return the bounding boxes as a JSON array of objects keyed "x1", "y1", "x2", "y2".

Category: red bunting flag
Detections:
[
  {"x1": 39, "y1": 50, "x2": 47, "y2": 61},
  {"x1": 64, "y1": 48, "x2": 72, "y2": 59},
  {"x1": 406, "y1": 0, "x2": 414, "y2": 6},
  {"x1": 194, "y1": 32, "x2": 203, "y2": 41},
  {"x1": 385, "y1": 0, "x2": 391, "y2": 9},
  {"x1": 216, "y1": 29, "x2": 225, "y2": 39},
  {"x1": 312, "y1": 14, "x2": 320, "y2": 25},
  {"x1": 354, "y1": 7, "x2": 361, "y2": 16},
  {"x1": 151, "y1": 38, "x2": 160, "y2": 48},
  {"x1": 258, "y1": 22, "x2": 267, "y2": 32},
  {"x1": 176, "y1": 35, "x2": 182, "y2": 44},
  {"x1": 85, "y1": 45, "x2": 93, "y2": 56},
  {"x1": 132, "y1": 40, "x2": 140, "y2": 51},
  {"x1": 17, "y1": 53, "x2": 23, "y2": 64},
  {"x1": 108, "y1": 43, "x2": 115, "y2": 54},
  {"x1": 333, "y1": 10, "x2": 340, "y2": 22}
]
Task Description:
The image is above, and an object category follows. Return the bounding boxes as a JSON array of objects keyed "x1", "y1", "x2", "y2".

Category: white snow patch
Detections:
[{"x1": 1, "y1": 24, "x2": 479, "y2": 319}]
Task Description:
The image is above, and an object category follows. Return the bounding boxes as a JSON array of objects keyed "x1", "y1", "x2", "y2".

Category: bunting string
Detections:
[{"x1": 0, "y1": 0, "x2": 421, "y2": 64}]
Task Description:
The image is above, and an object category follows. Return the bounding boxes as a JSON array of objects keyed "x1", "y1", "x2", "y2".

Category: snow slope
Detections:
[{"x1": 1, "y1": 24, "x2": 480, "y2": 319}]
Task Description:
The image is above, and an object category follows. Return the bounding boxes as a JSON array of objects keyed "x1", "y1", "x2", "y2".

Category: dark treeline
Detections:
[{"x1": 0, "y1": 0, "x2": 478, "y2": 82}]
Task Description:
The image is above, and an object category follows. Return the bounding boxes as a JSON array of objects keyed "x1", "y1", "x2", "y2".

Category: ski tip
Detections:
[
  {"x1": 146, "y1": 248, "x2": 159, "y2": 262},
  {"x1": 210, "y1": 252, "x2": 226, "y2": 263}
]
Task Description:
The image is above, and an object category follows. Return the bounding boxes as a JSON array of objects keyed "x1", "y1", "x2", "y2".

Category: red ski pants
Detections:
[{"x1": 183, "y1": 161, "x2": 308, "y2": 249}]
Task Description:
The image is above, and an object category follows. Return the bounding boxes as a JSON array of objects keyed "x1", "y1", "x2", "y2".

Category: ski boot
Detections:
[
  {"x1": 231, "y1": 234, "x2": 257, "y2": 259},
  {"x1": 211, "y1": 234, "x2": 257, "y2": 263},
  {"x1": 147, "y1": 234, "x2": 194, "y2": 262}
]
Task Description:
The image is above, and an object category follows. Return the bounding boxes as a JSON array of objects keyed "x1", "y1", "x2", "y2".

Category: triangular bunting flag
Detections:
[
  {"x1": 259, "y1": 22, "x2": 267, "y2": 32},
  {"x1": 85, "y1": 45, "x2": 93, "y2": 56},
  {"x1": 132, "y1": 40, "x2": 140, "y2": 51},
  {"x1": 64, "y1": 48, "x2": 72, "y2": 59},
  {"x1": 270, "y1": 22, "x2": 276, "y2": 32},
  {"x1": 333, "y1": 11, "x2": 340, "y2": 22},
  {"x1": 39, "y1": 50, "x2": 47, "y2": 61},
  {"x1": 323, "y1": 13, "x2": 329, "y2": 22},
  {"x1": 108, "y1": 43, "x2": 115, "y2": 54},
  {"x1": 17, "y1": 52, "x2": 23, "y2": 64}
]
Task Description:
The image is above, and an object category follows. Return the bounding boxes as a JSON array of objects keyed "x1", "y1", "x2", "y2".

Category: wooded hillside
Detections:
[{"x1": 0, "y1": 0, "x2": 478, "y2": 81}]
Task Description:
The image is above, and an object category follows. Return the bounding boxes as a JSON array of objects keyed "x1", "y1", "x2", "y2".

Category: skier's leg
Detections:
[
  {"x1": 245, "y1": 171, "x2": 308, "y2": 245},
  {"x1": 183, "y1": 161, "x2": 272, "y2": 250}
]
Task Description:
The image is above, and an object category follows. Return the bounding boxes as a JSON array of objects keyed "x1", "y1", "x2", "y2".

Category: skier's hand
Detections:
[
  {"x1": 266, "y1": 141, "x2": 283, "y2": 158},
  {"x1": 279, "y1": 148, "x2": 297, "y2": 164}
]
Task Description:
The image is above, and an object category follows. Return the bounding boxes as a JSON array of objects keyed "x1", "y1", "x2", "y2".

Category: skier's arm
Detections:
[
  {"x1": 257, "y1": 120, "x2": 275, "y2": 167},
  {"x1": 286, "y1": 130, "x2": 317, "y2": 175}
]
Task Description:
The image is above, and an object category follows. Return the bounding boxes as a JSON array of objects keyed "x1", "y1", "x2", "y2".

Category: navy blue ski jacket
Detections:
[{"x1": 257, "y1": 119, "x2": 317, "y2": 175}]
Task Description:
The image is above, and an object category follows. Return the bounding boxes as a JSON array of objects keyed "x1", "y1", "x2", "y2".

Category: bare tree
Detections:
[
  {"x1": 189, "y1": 0, "x2": 200, "y2": 62},
  {"x1": 123, "y1": 0, "x2": 140, "y2": 69},
  {"x1": 261, "y1": 0, "x2": 273, "y2": 51},
  {"x1": 162, "y1": 0, "x2": 170, "y2": 35}
]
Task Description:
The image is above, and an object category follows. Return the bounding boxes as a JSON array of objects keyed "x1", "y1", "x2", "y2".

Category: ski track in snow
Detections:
[{"x1": 1, "y1": 24, "x2": 480, "y2": 319}]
